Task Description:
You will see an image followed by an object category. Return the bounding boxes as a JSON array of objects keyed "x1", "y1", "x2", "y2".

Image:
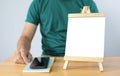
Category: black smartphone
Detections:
[{"x1": 30, "y1": 57, "x2": 49, "y2": 69}]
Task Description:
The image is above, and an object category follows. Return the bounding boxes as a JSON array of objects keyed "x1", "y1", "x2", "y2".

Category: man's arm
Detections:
[{"x1": 14, "y1": 22, "x2": 37, "y2": 64}]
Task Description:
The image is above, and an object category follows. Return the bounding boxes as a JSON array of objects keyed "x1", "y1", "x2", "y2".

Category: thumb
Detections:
[{"x1": 28, "y1": 53, "x2": 32, "y2": 62}]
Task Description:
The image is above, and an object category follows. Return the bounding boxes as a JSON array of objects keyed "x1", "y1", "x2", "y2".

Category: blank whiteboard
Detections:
[{"x1": 65, "y1": 16, "x2": 105, "y2": 58}]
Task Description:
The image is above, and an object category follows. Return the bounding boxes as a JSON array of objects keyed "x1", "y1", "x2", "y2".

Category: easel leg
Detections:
[
  {"x1": 98, "y1": 62, "x2": 103, "y2": 72},
  {"x1": 63, "y1": 61, "x2": 69, "y2": 69}
]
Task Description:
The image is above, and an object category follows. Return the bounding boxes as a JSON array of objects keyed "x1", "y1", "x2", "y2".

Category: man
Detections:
[{"x1": 14, "y1": 0, "x2": 98, "y2": 64}]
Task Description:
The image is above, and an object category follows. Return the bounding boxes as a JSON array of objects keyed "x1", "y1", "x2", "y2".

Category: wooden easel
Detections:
[{"x1": 63, "y1": 6, "x2": 105, "y2": 72}]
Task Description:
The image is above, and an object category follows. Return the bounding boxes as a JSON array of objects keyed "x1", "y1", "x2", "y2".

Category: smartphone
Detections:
[{"x1": 30, "y1": 57, "x2": 49, "y2": 69}]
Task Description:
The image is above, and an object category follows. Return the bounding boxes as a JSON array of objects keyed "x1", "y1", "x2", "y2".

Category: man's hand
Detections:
[{"x1": 13, "y1": 49, "x2": 32, "y2": 64}]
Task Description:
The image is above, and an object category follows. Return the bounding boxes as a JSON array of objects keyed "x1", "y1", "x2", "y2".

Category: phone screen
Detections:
[{"x1": 30, "y1": 57, "x2": 49, "y2": 69}]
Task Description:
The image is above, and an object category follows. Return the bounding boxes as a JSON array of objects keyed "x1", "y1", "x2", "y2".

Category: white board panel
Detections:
[{"x1": 65, "y1": 17, "x2": 105, "y2": 57}]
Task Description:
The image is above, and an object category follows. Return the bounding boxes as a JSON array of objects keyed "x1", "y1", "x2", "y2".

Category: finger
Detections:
[
  {"x1": 21, "y1": 51, "x2": 29, "y2": 64},
  {"x1": 13, "y1": 55, "x2": 24, "y2": 64},
  {"x1": 13, "y1": 51, "x2": 20, "y2": 63},
  {"x1": 17, "y1": 54, "x2": 25, "y2": 64},
  {"x1": 14, "y1": 52, "x2": 25, "y2": 64},
  {"x1": 28, "y1": 53, "x2": 32, "y2": 62},
  {"x1": 16, "y1": 59, "x2": 25, "y2": 64}
]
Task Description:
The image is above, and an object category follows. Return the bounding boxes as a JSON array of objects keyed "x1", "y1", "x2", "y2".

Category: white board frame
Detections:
[{"x1": 63, "y1": 7, "x2": 105, "y2": 72}]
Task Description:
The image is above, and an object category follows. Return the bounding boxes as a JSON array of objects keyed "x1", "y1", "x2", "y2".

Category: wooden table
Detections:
[{"x1": 0, "y1": 57, "x2": 120, "y2": 76}]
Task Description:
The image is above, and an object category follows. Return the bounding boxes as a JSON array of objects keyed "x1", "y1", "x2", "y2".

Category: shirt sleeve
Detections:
[{"x1": 25, "y1": 0, "x2": 40, "y2": 25}]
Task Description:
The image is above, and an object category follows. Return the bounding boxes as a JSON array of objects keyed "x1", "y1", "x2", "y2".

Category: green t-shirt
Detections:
[{"x1": 26, "y1": 0, "x2": 98, "y2": 56}]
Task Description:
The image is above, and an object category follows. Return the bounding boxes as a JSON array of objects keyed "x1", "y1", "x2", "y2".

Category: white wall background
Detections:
[
  {"x1": 0, "y1": 0, "x2": 42, "y2": 62},
  {"x1": 0, "y1": 0, "x2": 120, "y2": 61}
]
